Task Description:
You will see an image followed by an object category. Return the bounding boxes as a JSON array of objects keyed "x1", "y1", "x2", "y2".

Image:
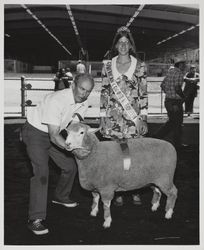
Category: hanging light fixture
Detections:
[
  {"x1": 126, "y1": 5, "x2": 145, "y2": 28},
  {"x1": 157, "y1": 24, "x2": 199, "y2": 45},
  {"x1": 65, "y1": 5, "x2": 85, "y2": 56}
]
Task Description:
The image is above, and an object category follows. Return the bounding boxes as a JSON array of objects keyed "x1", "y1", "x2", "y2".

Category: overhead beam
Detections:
[
  {"x1": 5, "y1": 11, "x2": 194, "y2": 34},
  {"x1": 70, "y1": 5, "x2": 199, "y2": 24},
  {"x1": 62, "y1": 13, "x2": 195, "y2": 33},
  {"x1": 5, "y1": 20, "x2": 198, "y2": 43},
  {"x1": 5, "y1": 5, "x2": 199, "y2": 25},
  {"x1": 140, "y1": 9, "x2": 198, "y2": 25}
]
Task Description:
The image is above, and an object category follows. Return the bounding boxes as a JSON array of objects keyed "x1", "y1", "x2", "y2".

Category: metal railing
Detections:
[
  {"x1": 4, "y1": 76, "x2": 199, "y2": 118},
  {"x1": 20, "y1": 76, "x2": 54, "y2": 117}
]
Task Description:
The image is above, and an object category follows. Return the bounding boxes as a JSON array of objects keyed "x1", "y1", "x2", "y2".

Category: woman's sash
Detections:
[{"x1": 103, "y1": 60, "x2": 142, "y2": 125}]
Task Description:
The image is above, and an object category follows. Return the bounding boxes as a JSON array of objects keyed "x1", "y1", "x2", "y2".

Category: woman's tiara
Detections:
[{"x1": 117, "y1": 26, "x2": 130, "y2": 33}]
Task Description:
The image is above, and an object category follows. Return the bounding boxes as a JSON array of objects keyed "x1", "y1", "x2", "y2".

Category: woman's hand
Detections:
[
  {"x1": 138, "y1": 120, "x2": 148, "y2": 135},
  {"x1": 135, "y1": 116, "x2": 148, "y2": 135}
]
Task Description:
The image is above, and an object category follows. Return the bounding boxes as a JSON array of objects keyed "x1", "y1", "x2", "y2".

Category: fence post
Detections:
[
  {"x1": 21, "y1": 76, "x2": 26, "y2": 117},
  {"x1": 161, "y1": 90, "x2": 163, "y2": 114}
]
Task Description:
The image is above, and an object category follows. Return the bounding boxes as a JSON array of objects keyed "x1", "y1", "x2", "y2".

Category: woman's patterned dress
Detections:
[{"x1": 100, "y1": 55, "x2": 148, "y2": 139}]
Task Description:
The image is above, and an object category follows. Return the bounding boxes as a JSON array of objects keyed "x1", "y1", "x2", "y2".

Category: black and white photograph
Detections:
[{"x1": 2, "y1": 1, "x2": 203, "y2": 248}]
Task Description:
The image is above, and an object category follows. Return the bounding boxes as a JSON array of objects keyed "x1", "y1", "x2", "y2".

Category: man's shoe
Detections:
[
  {"x1": 113, "y1": 196, "x2": 124, "y2": 206},
  {"x1": 52, "y1": 198, "x2": 78, "y2": 208},
  {"x1": 28, "y1": 219, "x2": 49, "y2": 235}
]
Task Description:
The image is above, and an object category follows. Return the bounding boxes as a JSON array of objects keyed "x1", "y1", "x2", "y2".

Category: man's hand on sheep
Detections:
[{"x1": 138, "y1": 120, "x2": 148, "y2": 135}]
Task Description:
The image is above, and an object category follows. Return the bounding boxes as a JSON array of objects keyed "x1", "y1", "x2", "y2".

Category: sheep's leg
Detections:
[
  {"x1": 164, "y1": 184, "x2": 178, "y2": 219},
  {"x1": 102, "y1": 199, "x2": 112, "y2": 228},
  {"x1": 90, "y1": 192, "x2": 100, "y2": 217},
  {"x1": 159, "y1": 184, "x2": 178, "y2": 219},
  {"x1": 101, "y1": 191, "x2": 114, "y2": 228},
  {"x1": 151, "y1": 186, "x2": 162, "y2": 212}
]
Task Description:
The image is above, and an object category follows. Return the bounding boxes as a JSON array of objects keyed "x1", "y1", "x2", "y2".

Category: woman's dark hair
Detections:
[{"x1": 110, "y1": 26, "x2": 136, "y2": 58}]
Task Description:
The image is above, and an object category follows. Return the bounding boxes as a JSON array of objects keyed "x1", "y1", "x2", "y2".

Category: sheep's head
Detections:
[{"x1": 65, "y1": 122, "x2": 98, "y2": 159}]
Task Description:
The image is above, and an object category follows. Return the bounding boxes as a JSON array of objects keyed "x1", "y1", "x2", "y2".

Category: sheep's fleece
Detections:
[{"x1": 65, "y1": 122, "x2": 178, "y2": 228}]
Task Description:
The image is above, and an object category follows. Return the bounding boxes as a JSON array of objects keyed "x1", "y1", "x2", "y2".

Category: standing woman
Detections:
[{"x1": 100, "y1": 26, "x2": 148, "y2": 206}]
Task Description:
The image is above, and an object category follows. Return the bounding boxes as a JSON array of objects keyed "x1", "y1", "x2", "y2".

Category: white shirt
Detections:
[
  {"x1": 65, "y1": 72, "x2": 73, "y2": 79},
  {"x1": 76, "y1": 63, "x2": 86, "y2": 74},
  {"x1": 111, "y1": 55, "x2": 137, "y2": 80},
  {"x1": 27, "y1": 88, "x2": 88, "y2": 133}
]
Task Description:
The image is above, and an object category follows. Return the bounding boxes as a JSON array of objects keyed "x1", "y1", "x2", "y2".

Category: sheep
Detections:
[{"x1": 65, "y1": 122, "x2": 178, "y2": 228}]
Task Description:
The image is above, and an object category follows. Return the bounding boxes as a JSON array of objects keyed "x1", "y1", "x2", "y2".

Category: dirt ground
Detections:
[{"x1": 4, "y1": 123, "x2": 199, "y2": 245}]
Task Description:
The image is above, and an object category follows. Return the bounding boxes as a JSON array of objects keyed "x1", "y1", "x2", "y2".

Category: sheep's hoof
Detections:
[
  {"x1": 103, "y1": 217, "x2": 112, "y2": 228},
  {"x1": 165, "y1": 208, "x2": 173, "y2": 219},
  {"x1": 151, "y1": 202, "x2": 160, "y2": 212},
  {"x1": 90, "y1": 209, "x2": 98, "y2": 217}
]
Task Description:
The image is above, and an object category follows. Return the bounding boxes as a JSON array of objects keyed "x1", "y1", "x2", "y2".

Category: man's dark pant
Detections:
[
  {"x1": 155, "y1": 98, "x2": 183, "y2": 148},
  {"x1": 185, "y1": 94, "x2": 195, "y2": 114},
  {"x1": 22, "y1": 122, "x2": 77, "y2": 220},
  {"x1": 184, "y1": 83, "x2": 197, "y2": 114}
]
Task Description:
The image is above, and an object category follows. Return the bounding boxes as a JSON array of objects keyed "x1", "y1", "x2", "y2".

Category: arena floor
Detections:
[{"x1": 4, "y1": 122, "x2": 199, "y2": 245}]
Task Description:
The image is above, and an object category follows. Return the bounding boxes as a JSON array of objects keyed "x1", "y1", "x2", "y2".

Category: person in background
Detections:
[
  {"x1": 183, "y1": 64, "x2": 199, "y2": 117},
  {"x1": 54, "y1": 68, "x2": 71, "y2": 90},
  {"x1": 22, "y1": 73, "x2": 94, "y2": 235},
  {"x1": 168, "y1": 58, "x2": 175, "y2": 71},
  {"x1": 153, "y1": 57, "x2": 186, "y2": 151},
  {"x1": 100, "y1": 26, "x2": 148, "y2": 206},
  {"x1": 65, "y1": 67, "x2": 73, "y2": 81},
  {"x1": 76, "y1": 60, "x2": 86, "y2": 74}
]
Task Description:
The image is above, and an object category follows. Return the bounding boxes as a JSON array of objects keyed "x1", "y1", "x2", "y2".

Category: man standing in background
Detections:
[
  {"x1": 76, "y1": 60, "x2": 86, "y2": 74},
  {"x1": 183, "y1": 64, "x2": 199, "y2": 117},
  {"x1": 153, "y1": 57, "x2": 186, "y2": 151}
]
